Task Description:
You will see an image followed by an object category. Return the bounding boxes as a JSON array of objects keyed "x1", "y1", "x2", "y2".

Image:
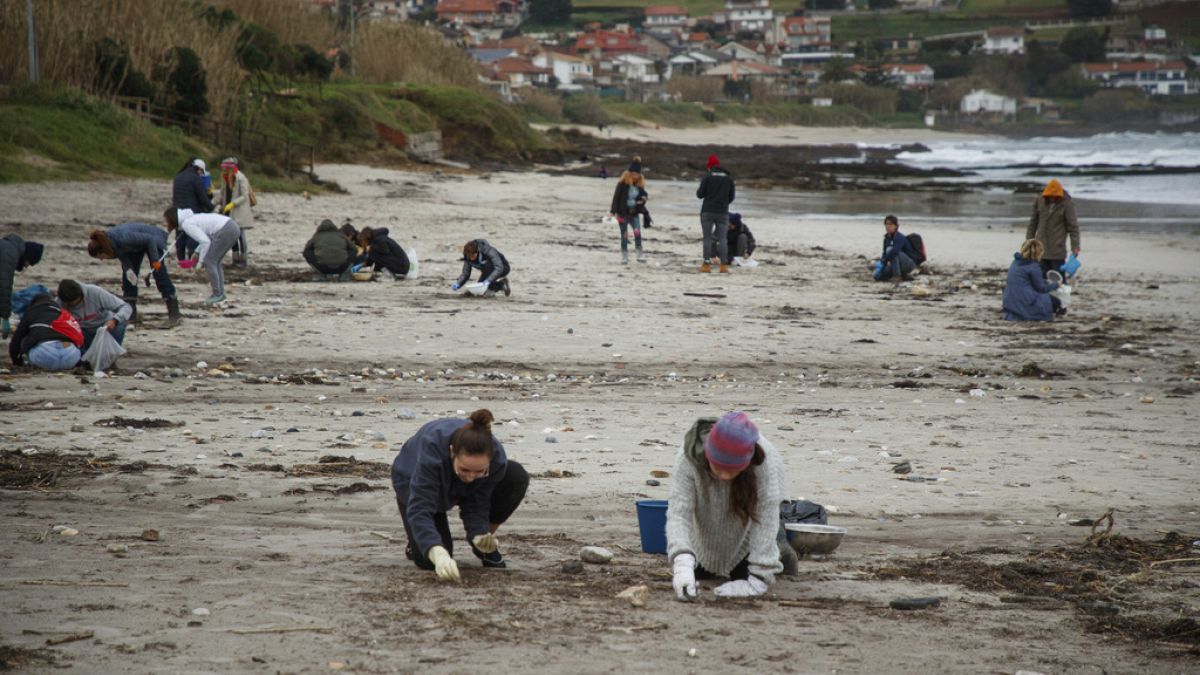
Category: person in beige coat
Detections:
[
  {"x1": 1026, "y1": 179, "x2": 1080, "y2": 276},
  {"x1": 219, "y1": 157, "x2": 255, "y2": 268}
]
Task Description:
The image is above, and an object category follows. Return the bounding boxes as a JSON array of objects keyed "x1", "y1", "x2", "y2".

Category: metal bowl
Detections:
[
  {"x1": 352, "y1": 270, "x2": 374, "y2": 282},
  {"x1": 785, "y1": 523, "x2": 847, "y2": 556}
]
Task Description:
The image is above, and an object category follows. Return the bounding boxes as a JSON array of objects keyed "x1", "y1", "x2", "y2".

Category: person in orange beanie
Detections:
[{"x1": 1026, "y1": 179, "x2": 1080, "y2": 276}]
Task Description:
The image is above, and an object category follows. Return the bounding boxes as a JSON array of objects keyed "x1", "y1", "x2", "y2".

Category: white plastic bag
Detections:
[
  {"x1": 405, "y1": 247, "x2": 419, "y2": 279},
  {"x1": 82, "y1": 328, "x2": 127, "y2": 372},
  {"x1": 601, "y1": 214, "x2": 618, "y2": 226}
]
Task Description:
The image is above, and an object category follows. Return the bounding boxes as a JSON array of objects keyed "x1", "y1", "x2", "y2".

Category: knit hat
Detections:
[
  {"x1": 704, "y1": 411, "x2": 759, "y2": 473},
  {"x1": 57, "y1": 279, "x2": 83, "y2": 304},
  {"x1": 706, "y1": 154, "x2": 720, "y2": 170},
  {"x1": 1042, "y1": 179, "x2": 1064, "y2": 198},
  {"x1": 729, "y1": 212, "x2": 743, "y2": 226},
  {"x1": 22, "y1": 241, "x2": 44, "y2": 267},
  {"x1": 628, "y1": 160, "x2": 642, "y2": 173}
]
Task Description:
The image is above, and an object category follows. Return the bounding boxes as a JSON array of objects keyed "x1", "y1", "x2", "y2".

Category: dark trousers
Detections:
[
  {"x1": 119, "y1": 251, "x2": 176, "y2": 300},
  {"x1": 1050, "y1": 294, "x2": 1063, "y2": 314},
  {"x1": 176, "y1": 233, "x2": 198, "y2": 260},
  {"x1": 395, "y1": 460, "x2": 528, "y2": 570},
  {"x1": 303, "y1": 249, "x2": 350, "y2": 276},
  {"x1": 724, "y1": 233, "x2": 749, "y2": 264},
  {"x1": 1041, "y1": 259, "x2": 1065, "y2": 276},
  {"x1": 81, "y1": 323, "x2": 126, "y2": 353},
  {"x1": 877, "y1": 252, "x2": 915, "y2": 281},
  {"x1": 479, "y1": 259, "x2": 511, "y2": 292},
  {"x1": 696, "y1": 557, "x2": 750, "y2": 581},
  {"x1": 618, "y1": 213, "x2": 642, "y2": 253}
]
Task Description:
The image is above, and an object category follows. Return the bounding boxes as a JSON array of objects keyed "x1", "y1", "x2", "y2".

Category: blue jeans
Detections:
[
  {"x1": 82, "y1": 323, "x2": 126, "y2": 353},
  {"x1": 876, "y1": 252, "x2": 915, "y2": 281},
  {"x1": 119, "y1": 251, "x2": 176, "y2": 300},
  {"x1": 27, "y1": 341, "x2": 81, "y2": 370},
  {"x1": 619, "y1": 213, "x2": 642, "y2": 253}
]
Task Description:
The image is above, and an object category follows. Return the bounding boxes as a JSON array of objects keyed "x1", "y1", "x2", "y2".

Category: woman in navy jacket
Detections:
[
  {"x1": 1003, "y1": 239, "x2": 1063, "y2": 321},
  {"x1": 391, "y1": 409, "x2": 528, "y2": 582}
]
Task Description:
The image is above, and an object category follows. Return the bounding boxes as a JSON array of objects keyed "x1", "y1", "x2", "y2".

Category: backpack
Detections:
[
  {"x1": 906, "y1": 233, "x2": 927, "y2": 265},
  {"x1": 50, "y1": 309, "x2": 84, "y2": 347}
]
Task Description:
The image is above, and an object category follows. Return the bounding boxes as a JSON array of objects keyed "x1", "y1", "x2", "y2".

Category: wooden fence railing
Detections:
[{"x1": 112, "y1": 96, "x2": 315, "y2": 178}]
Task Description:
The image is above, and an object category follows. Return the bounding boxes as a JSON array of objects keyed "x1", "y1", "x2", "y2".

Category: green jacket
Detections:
[
  {"x1": 304, "y1": 221, "x2": 356, "y2": 268},
  {"x1": 1026, "y1": 194, "x2": 1080, "y2": 261}
]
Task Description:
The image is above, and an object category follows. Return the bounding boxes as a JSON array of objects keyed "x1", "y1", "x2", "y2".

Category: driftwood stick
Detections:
[
  {"x1": 228, "y1": 626, "x2": 334, "y2": 635},
  {"x1": 21, "y1": 580, "x2": 129, "y2": 588}
]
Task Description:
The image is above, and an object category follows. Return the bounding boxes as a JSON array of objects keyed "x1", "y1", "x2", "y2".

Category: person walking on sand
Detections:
[
  {"x1": 163, "y1": 207, "x2": 242, "y2": 305},
  {"x1": 171, "y1": 158, "x2": 213, "y2": 262},
  {"x1": 390, "y1": 409, "x2": 529, "y2": 581},
  {"x1": 1003, "y1": 239, "x2": 1066, "y2": 321},
  {"x1": 1026, "y1": 179, "x2": 1080, "y2": 277},
  {"x1": 873, "y1": 215, "x2": 918, "y2": 282},
  {"x1": 452, "y1": 239, "x2": 510, "y2": 297},
  {"x1": 0, "y1": 234, "x2": 45, "y2": 340},
  {"x1": 608, "y1": 159, "x2": 649, "y2": 264},
  {"x1": 87, "y1": 224, "x2": 182, "y2": 326},
  {"x1": 218, "y1": 157, "x2": 255, "y2": 268},
  {"x1": 667, "y1": 411, "x2": 792, "y2": 601},
  {"x1": 696, "y1": 154, "x2": 735, "y2": 273}
]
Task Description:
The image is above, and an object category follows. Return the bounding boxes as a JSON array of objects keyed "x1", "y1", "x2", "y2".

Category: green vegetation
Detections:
[
  {"x1": 832, "y1": 14, "x2": 1005, "y2": 42},
  {"x1": 597, "y1": 100, "x2": 878, "y2": 127}
]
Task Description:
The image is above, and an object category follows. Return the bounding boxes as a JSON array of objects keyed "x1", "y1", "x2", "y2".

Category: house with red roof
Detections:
[
  {"x1": 491, "y1": 57, "x2": 553, "y2": 87},
  {"x1": 782, "y1": 15, "x2": 831, "y2": 53},
  {"x1": 645, "y1": 5, "x2": 689, "y2": 32},
  {"x1": 437, "y1": 0, "x2": 521, "y2": 27},
  {"x1": 575, "y1": 28, "x2": 644, "y2": 59},
  {"x1": 1081, "y1": 60, "x2": 1195, "y2": 96},
  {"x1": 982, "y1": 26, "x2": 1024, "y2": 55}
]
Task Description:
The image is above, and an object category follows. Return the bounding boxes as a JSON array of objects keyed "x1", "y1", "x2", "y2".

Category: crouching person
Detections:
[
  {"x1": 668, "y1": 411, "x2": 789, "y2": 601},
  {"x1": 57, "y1": 279, "x2": 131, "y2": 352},
  {"x1": 1003, "y1": 239, "x2": 1065, "y2": 321},
  {"x1": 874, "y1": 215, "x2": 917, "y2": 282},
  {"x1": 303, "y1": 220, "x2": 357, "y2": 280},
  {"x1": 8, "y1": 293, "x2": 82, "y2": 370},
  {"x1": 451, "y1": 239, "x2": 510, "y2": 297},
  {"x1": 391, "y1": 409, "x2": 529, "y2": 581}
]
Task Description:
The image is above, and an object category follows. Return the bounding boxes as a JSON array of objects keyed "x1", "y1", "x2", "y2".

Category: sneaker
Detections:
[
  {"x1": 203, "y1": 294, "x2": 226, "y2": 305},
  {"x1": 501, "y1": 279, "x2": 511, "y2": 297},
  {"x1": 622, "y1": 251, "x2": 630, "y2": 264},
  {"x1": 472, "y1": 543, "x2": 507, "y2": 568},
  {"x1": 636, "y1": 249, "x2": 647, "y2": 263}
]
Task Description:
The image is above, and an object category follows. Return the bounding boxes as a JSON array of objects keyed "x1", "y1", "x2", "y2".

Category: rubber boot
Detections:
[
  {"x1": 124, "y1": 298, "x2": 140, "y2": 324},
  {"x1": 165, "y1": 296, "x2": 182, "y2": 327}
]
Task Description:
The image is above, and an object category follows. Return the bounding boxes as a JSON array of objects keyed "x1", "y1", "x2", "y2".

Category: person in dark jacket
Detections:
[
  {"x1": 696, "y1": 154, "x2": 735, "y2": 273},
  {"x1": 1026, "y1": 179, "x2": 1081, "y2": 276},
  {"x1": 1003, "y1": 239, "x2": 1064, "y2": 321},
  {"x1": 874, "y1": 215, "x2": 917, "y2": 282},
  {"x1": 356, "y1": 227, "x2": 410, "y2": 279},
  {"x1": 88, "y1": 224, "x2": 181, "y2": 326},
  {"x1": 391, "y1": 409, "x2": 529, "y2": 581},
  {"x1": 608, "y1": 159, "x2": 649, "y2": 264},
  {"x1": 1, "y1": 234, "x2": 45, "y2": 340},
  {"x1": 452, "y1": 239, "x2": 510, "y2": 296},
  {"x1": 171, "y1": 158, "x2": 213, "y2": 261},
  {"x1": 8, "y1": 293, "x2": 81, "y2": 370},
  {"x1": 724, "y1": 213, "x2": 756, "y2": 265},
  {"x1": 303, "y1": 220, "x2": 358, "y2": 278}
]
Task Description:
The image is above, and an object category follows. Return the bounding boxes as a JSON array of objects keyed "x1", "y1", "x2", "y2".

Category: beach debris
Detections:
[
  {"x1": 545, "y1": 436, "x2": 558, "y2": 444},
  {"x1": 580, "y1": 546, "x2": 614, "y2": 564},
  {"x1": 1139, "y1": 396, "x2": 1154, "y2": 404},
  {"x1": 616, "y1": 584, "x2": 649, "y2": 608},
  {"x1": 561, "y1": 560, "x2": 585, "y2": 574},
  {"x1": 533, "y1": 469, "x2": 578, "y2": 478},
  {"x1": 891, "y1": 461, "x2": 912, "y2": 475},
  {"x1": 45, "y1": 630, "x2": 94, "y2": 645},
  {"x1": 889, "y1": 597, "x2": 941, "y2": 610},
  {"x1": 1077, "y1": 601, "x2": 1120, "y2": 615},
  {"x1": 141, "y1": 529, "x2": 160, "y2": 542},
  {"x1": 969, "y1": 389, "x2": 985, "y2": 397},
  {"x1": 646, "y1": 479, "x2": 661, "y2": 487},
  {"x1": 687, "y1": 648, "x2": 698, "y2": 658},
  {"x1": 106, "y1": 543, "x2": 129, "y2": 556},
  {"x1": 192, "y1": 608, "x2": 210, "y2": 616},
  {"x1": 650, "y1": 470, "x2": 670, "y2": 478}
]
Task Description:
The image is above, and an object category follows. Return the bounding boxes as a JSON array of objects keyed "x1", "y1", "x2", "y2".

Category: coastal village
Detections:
[{"x1": 318, "y1": 0, "x2": 1198, "y2": 125}]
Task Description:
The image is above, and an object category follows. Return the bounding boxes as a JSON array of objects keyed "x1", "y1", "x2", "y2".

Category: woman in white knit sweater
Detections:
[{"x1": 667, "y1": 411, "x2": 788, "y2": 600}]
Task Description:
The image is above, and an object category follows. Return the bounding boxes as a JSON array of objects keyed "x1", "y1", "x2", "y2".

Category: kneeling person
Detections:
[
  {"x1": 57, "y1": 279, "x2": 131, "y2": 352},
  {"x1": 668, "y1": 411, "x2": 789, "y2": 601},
  {"x1": 303, "y1": 219, "x2": 358, "y2": 279},
  {"x1": 8, "y1": 293, "x2": 82, "y2": 370},
  {"x1": 451, "y1": 239, "x2": 510, "y2": 296},
  {"x1": 391, "y1": 409, "x2": 529, "y2": 581}
]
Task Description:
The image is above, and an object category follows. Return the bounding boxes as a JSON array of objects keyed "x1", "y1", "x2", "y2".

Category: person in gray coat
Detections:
[
  {"x1": 56, "y1": 279, "x2": 133, "y2": 352},
  {"x1": 88, "y1": 224, "x2": 181, "y2": 326},
  {"x1": 451, "y1": 239, "x2": 510, "y2": 297},
  {"x1": 1, "y1": 234, "x2": 46, "y2": 340}
]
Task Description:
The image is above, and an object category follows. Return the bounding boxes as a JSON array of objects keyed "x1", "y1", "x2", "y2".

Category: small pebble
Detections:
[
  {"x1": 545, "y1": 436, "x2": 558, "y2": 444},
  {"x1": 560, "y1": 560, "x2": 585, "y2": 574},
  {"x1": 192, "y1": 608, "x2": 210, "y2": 616},
  {"x1": 141, "y1": 529, "x2": 160, "y2": 542},
  {"x1": 579, "y1": 546, "x2": 614, "y2": 564},
  {"x1": 646, "y1": 479, "x2": 661, "y2": 487}
]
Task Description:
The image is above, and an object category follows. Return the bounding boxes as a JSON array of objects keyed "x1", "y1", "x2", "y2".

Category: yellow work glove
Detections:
[
  {"x1": 223, "y1": 202, "x2": 234, "y2": 214},
  {"x1": 472, "y1": 533, "x2": 498, "y2": 554},
  {"x1": 427, "y1": 546, "x2": 460, "y2": 583}
]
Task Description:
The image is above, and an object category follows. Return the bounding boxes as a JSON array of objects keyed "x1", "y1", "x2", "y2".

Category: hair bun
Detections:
[{"x1": 469, "y1": 409, "x2": 494, "y2": 429}]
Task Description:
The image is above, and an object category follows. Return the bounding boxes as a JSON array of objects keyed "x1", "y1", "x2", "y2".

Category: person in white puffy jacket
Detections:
[
  {"x1": 163, "y1": 207, "x2": 241, "y2": 305},
  {"x1": 666, "y1": 411, "x2": 789, "y2": 601}
]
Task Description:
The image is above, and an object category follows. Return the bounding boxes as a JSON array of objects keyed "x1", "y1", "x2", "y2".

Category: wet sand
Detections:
[{"x1": 0, "y1": 166, "x2": 1198, "y2": 672}]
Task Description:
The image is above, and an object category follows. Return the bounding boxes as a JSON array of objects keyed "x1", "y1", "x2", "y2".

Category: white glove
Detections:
[
  {"x1": 672, "y1": 553, "x2": 698, "y2": 602},
  {"x1": 472, "y1": 533, "x2": 498, "y2": 554},
  {"x1": 714, "y1": 576, "x2": 767, "y2": 598},
  {"x1": 426, "y1": 545, "x2": 460, "y2": 583}
]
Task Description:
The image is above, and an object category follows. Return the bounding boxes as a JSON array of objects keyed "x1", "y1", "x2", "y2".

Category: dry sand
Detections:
[{"x1": 1, "y1": 165, "x2": 1198, "y2": 673}]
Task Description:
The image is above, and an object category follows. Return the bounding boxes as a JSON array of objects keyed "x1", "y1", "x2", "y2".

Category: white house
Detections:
[
  {"x1": 718, "y1": 41, "x2": 765, "y2": 63},
  {"x1": 960, "y1": 89, "x2": 1017, "y2": 115},
  {"x1": 612, "y1": 54, "x2": 660, "y2": 84},
  {"x1": 886, "y1": 63, "x2": 934, "y2": 88},
  {"x1": 715, "y1": 0, "x2": 774, "y2": 34},
  {"x1": 532, "y1": 51, "x2": 594, "y2": 90},
  {"x1": 644, "y1": 5, "x2": 689, "y2": 33},
  {"x1": 1081, "y1": 60, "x2": 1195, "y2": 96},
  {"x1": 668, "y1": 51, "x2": 721, "y2": 77},
  {"x1": 982, "y1": 27, "x2": 1024, "y2": 55}
]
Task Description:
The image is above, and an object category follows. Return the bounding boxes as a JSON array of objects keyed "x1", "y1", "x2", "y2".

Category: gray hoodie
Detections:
[{"x1": 61, "y1": 283, "x2": 132, "y2": 330}]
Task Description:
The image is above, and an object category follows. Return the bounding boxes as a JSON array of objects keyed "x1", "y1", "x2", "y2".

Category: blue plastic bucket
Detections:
[
  {"x1": 1060, "y1": 254, "x2": 1081, "y2": 278},
  {"x1": 636, "y1": 499, "x2": 669, "y2": 554}
]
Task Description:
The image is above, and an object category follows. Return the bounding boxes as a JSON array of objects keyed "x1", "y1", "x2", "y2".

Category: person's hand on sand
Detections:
[
  {"x1": 451, "y1": 283, "x2": 461, "y2": 291},
  {"x1": 672, "y1": 553, "x2": 697, "y2": 601},
  {"x1": 472, "y1": 533, "x2": 498, "y2": 553},
  {"x1": 427, "y1": 546, "x2": 460, "y2": 582}
]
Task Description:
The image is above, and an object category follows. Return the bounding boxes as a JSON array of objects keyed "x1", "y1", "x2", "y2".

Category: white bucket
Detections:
[{"x1": 405, "y1": 247, "x2": 419, "y2": 279}]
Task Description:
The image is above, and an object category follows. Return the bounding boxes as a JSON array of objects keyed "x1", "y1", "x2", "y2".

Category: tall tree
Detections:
[
  {"x1": 1058, "y1": 27, "x2": 1106, "y2": 62},
  {"x1": 1067, "y1": 0, "x2": 1113, "y2": 19},
  {"x1": 530, "y1": 0, "x2": 572, "y2": 25}
]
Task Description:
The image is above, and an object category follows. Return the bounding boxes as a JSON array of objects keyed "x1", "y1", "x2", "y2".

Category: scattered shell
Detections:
[{"x1": 616, "y1": 584, "x2": 649, "y2": 608}]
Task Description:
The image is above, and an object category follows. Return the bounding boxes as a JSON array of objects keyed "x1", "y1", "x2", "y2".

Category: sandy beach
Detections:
[{"x1": 1, "y1": 164, "x2": 1197, "y2": 672}]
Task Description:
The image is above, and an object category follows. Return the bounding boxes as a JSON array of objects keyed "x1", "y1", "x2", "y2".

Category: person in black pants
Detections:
[{"x1": 390, "y1": 409, "x2": 529, "y2": 581}]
